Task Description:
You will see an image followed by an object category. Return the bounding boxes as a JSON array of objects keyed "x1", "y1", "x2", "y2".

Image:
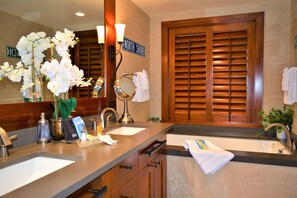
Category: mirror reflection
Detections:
[{"x1": 0, "y1": 0, "x2": 104, "y2": 104}]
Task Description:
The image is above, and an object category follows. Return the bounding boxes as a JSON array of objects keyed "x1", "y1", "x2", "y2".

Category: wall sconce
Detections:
[
  {"x1": 109, "y1": 23, "x2": 126, "y2": 100},
  {"x1": 96, "y1": 25, "x2": 105, "y2": 44},
  {"x1": 109, "y1": 23, "x2": 126, "y2": 62},
  {"x1": 95, "y1": 23, "x2": 126, "y2": 103}
]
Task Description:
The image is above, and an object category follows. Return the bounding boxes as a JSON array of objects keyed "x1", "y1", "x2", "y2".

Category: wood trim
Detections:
[
  {"x1": 161, "y1": 22, "x2": 170, "y2": 120},
  {"x1": 0, "y1": 0, "x2": 115, "y2": 132},
  {"x1": 0, "y1": 98, "x2": 107, "y2": 132},
  {"x1": 104, "y1": 0, "x2": 116, "y2": 108}
]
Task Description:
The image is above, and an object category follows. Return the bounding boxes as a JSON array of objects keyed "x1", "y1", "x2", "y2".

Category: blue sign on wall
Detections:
[{"x1": 123, "y1": 38, "x2": 145, "y2": 57}]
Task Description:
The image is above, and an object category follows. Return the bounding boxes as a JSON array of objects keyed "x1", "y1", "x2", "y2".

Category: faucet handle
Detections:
[
  {"x1": 0, "y1": 127, "x2": 17, "y2": 146},
  {"x1": 9, "y1": 135, "x2": 18, "y2": 142}
]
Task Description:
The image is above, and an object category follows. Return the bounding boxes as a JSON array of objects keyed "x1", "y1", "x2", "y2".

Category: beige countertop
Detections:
[{"x1": 0, "y1": 122, "x2": 174, "y2": 198}]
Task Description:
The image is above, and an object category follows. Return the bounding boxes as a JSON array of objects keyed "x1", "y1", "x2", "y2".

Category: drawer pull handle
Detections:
[
  {"x1": 120, "y1": 165, "x2": 133, "y2": 170},
  {"x1": 89, "y1": 186, "x2": 108, "y2": 198},
  {"x1": 121, "y1": 196, "x2": 133, "y2": 198},
  {"x1": 144, "y1": 140, "x2": 166, "y2": 156}
]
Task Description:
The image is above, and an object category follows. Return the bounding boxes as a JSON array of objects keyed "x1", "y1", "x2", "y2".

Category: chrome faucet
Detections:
[
  {"x1": 0, "y1": 127, "x2": 17, "y2": 157},
  {"x1": 100, "y1": 108, "x2": 120, "y2": 129},
  {"x1": 264, "y1": 123, "x2": 292, "y2": 150}
]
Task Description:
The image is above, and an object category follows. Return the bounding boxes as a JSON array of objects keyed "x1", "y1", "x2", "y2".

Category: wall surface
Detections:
[
  {"x1": 116, "y1": 0, "x2": 150, "y2": 122},
  {"x1": 150, "y1": 2, "x2": 292, "y2": 118},
  {"x1": 168, "y1": 155, "x2": 297, "y2": 198},
  {"x1": 0, "y1": 11, "x2": 54, "y2": 103},
  {"x1": 291, "y1": 0, "x2": 297, "y2": 135},
  {"x1": 292, "y1": 0, "x2": 297, "y2": 65}
]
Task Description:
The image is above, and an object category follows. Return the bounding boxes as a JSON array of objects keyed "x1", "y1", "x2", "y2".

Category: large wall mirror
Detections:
[
  {"x1": 0, "y1": 0, "x2": 104, "y2": 104},
  {"x1": 0, "y1": 0, "x2": 116, "y2": 131}
]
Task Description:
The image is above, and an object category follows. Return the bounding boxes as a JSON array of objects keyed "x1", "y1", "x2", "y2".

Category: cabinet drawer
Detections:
[
  {"x1": 139, "y1": 133, "x2": 166, "y2": 171},
  {"x1": 111, "y1": 173, "x2": 139, "y2": 198},
  {"x1": 110, "y1": 152, "x2": 138, "y2": 193}
]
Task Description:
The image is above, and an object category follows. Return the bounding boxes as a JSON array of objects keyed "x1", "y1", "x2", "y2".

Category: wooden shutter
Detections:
[
  {"x1": 162, "y1": 12, "x2": 264, "y2": 127},
  {"x1": 212, "y1": 30, "x2": 248, "y2": 122},
  {"x1": 171, "y1": 27, "x2": 209, "y2": 122},
  {"x1": 70, "y1": 30, "x2": 104, "y2": 98}
]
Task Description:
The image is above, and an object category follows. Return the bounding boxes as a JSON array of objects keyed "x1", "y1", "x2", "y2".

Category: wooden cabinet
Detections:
[
  {"x1": 138, "y1": 133, "x2": 167, "y2": 198},
  {"x1": 68, "y1": 170, "x2": 111, "y2": 198},
  {"x1": 110, "y1": 152, "x2": 139, "y2": 197},
  {"x1": 69, "y1": 133, "x2": 167, "y2": 198},
  {"x1": 153, "y1": 154, "x2": 167, "y2": 198},
  {"x1": 112, "y1": 173, "x2": 139, "y2": 198},
  {"x1": 138, "y1": 153, "x2": 167, "y2": 198}
]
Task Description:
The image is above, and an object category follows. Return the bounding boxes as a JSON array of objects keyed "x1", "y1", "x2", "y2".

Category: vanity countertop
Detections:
[{"x1": 0, "y1": 122, "x2": 174, "y2": 198}]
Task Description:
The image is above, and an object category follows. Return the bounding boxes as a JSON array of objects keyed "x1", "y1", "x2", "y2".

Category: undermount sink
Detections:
[
  {"x1": 107, "y1": 127, "x2": 146, "y2": 136},
  {"x1": 0, "y1": 152, "x2": 77, "y2": 196}
]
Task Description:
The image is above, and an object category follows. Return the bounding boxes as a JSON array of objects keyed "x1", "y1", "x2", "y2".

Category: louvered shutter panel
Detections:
[
  {"x1": 70, "y1": 30, "x2": 104, "y2": 98},
  {"x1": 77, "y1": 45, "x2": 103, "y2": 98},
  {"x1": 173, "y1": 30, "x2": 208, "y2": 121},
  {"x1": 212, "y1": 31, "x2": 248, "y2": 122}
]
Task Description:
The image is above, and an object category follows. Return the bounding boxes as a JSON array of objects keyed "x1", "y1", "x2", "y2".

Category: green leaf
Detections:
[{"x1": 59, "y1": 97, "x2": 77, "y2": 120}]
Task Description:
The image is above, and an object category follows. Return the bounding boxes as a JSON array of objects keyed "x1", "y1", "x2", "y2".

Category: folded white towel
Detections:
[
  {"x1": 283, "y1": 67, "x2": 297, "y2": 105},
  {"x1": 183, "y1": 139, "x2": 234, "y2": 174},
  {"x1": 132, "y1": 69, "x2": 150, "y2": 102}
]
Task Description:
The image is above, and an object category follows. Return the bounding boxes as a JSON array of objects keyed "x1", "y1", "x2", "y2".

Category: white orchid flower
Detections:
[{"x1": 20, "y1": 83, "x2": 34, "y2": 93}]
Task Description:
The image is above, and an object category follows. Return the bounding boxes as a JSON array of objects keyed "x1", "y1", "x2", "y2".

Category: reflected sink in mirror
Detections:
[
  {"x1": 107, "y1": 127, "x2": 146, "y2": 136},
  {"x1": 0, "y1": 152, "x2": 78, "y2": 196}
]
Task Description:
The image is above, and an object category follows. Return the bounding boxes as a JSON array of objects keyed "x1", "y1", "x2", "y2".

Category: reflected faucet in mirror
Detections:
[
  {"x1": 264, "y1": 123, "x2": 292, "y2": 150},
  {"x1": 92, "y1": 77, "x2": 105, "y2": 98},
  {"x1": 0, "y1": 127, "x2": 17, "y2": 157}
]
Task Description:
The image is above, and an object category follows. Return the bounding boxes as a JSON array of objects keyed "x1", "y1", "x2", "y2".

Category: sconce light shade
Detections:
[
  {"x1": 115, "y1": 23, "x2": 126, "y2": 43},
  {"x1": 96, "y1": 25, "x2": 105, "y2": 44}
]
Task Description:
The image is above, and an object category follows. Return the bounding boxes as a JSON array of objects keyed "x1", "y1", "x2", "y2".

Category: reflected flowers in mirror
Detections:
[{"x1": 0, "y1": 32, "x2": 51, "y2": 101}]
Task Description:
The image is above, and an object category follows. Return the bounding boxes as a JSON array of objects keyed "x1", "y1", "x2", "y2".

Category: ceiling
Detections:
[
  {"x1": 130, "y1": 0, "x2": 290, "y2": 17},
  {"x1": 0, "y1": 0, "x2": 104, "y2": 30},
  {"x1": 0, "y1": 0, "x2": 290, "y2": 29}
]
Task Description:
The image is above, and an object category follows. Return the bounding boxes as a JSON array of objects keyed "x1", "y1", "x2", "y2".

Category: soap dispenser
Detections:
[{"x1": 37, "y1": 112, "x2": 51, "y2": 143}]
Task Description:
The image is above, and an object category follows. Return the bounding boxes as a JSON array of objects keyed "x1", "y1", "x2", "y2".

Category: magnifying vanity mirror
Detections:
[{"x1": 114, "y1": 74, "x2": 136, "y2": 123}]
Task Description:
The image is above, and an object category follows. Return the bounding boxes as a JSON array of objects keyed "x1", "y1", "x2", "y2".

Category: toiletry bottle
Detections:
[
  {"x1": 81, "y1": 126, "x2": 87, "y2": 141},
  {"x1": 96, "y1": 118, "x2": 103, "y2": 136},
  {"x1": 37, "y1": 112, "x2": 51, "y2": 143}
]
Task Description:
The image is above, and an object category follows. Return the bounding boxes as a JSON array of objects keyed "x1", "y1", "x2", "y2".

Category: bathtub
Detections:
[{"x1": 167, "y1": 134, "x2": 291, "y2": 155}]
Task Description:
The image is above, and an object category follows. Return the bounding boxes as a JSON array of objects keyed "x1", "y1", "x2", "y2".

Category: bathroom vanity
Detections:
[{"x1": 0, "y1": 122, "x2": 173, "y2": 197}]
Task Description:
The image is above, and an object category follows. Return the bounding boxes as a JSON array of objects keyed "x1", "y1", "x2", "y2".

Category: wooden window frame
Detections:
[{"x1": 161, "y1": 12, "x2": 264, "y2": 127}]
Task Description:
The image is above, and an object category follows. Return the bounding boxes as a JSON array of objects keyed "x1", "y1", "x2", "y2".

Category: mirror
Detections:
[
  {"x1": 114, "y1": 74, "x2": 136, "y2": 123},
  {"x1": 0, "y1": 0, "x2": 104, "y2": 104}
]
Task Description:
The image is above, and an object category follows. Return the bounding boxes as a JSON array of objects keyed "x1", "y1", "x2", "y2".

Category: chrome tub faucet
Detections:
[{"x1": 264, "y1": 123, "x2": 292, "y2": 150}]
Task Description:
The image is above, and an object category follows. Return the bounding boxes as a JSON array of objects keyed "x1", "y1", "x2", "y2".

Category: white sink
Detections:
[
  {"x1": 0, "y1": 153, "x2": 76, "y2": 196},
  {"x1": 107, "y1": 127, "x2": 146, "y2": 136}
]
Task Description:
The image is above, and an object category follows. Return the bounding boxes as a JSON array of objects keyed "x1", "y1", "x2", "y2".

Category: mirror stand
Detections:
[{"x1": 119, "y1": 99, "x2": 134, "y2": 123}]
